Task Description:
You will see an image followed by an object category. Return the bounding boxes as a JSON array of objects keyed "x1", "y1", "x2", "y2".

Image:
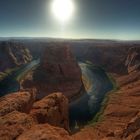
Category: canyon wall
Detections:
[
  {"x1": 0, "y1": 42, "x2": 32, "y2": 72},
  {"x1": 21, "y1": 44, "x2": 85, "y2": 101}
]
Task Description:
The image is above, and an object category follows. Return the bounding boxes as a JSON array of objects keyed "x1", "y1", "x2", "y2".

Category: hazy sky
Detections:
[{"x1": 0, "y1": 0, "x2": 140, "y2": 40}]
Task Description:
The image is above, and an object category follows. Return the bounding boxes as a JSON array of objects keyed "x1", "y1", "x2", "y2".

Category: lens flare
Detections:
[{"x1": 51, "y1": 0, "x2": 74, "y2": 23}]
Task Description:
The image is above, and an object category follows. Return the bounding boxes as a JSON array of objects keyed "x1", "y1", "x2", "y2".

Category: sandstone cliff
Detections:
[
  {"x1": 0, "y1": 90, "x2": 36, "y2": 116},
  {"x1": 125, "y1": 47, "x2": 140, "y2": 73},
  {"x1": 30, "y1": 92, "x2": 69, "y2": 131},
  {"x1": 1, "y1": 41, "x2": 140, "y2": 140},
  {"x1": 0, "y1": 91, "x2": 70, "y2": 140},
  {"x1": 21, "y1": 44, "x2": 85, "y2": 101},
  {"x1": 71, "y1": 44, "x2": 140, "y2": 74},
  {"x1": 0, "y1": 42, "x2": 32, "y2": 72}
]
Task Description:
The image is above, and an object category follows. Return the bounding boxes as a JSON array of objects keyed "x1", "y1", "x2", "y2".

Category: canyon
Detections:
[{"x1": 0, "y1": 40, "x2": 140, "y2": 140}]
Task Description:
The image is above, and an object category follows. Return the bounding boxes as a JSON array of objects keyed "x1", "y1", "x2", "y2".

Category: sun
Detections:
[{"x1": 51, "y1": 0, "x2": 74, "y2": 23}]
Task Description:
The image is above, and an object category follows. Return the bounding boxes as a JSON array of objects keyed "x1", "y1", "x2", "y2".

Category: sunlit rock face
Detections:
[
  {"x1": 30, "y1": 92, "x2": 69, "y2": 131},
  {"x1": 0, "y1": 90, "x2": 36, "y2": 116},
  {"x1": 0, "y1": 42, "x2": 32, "y2": 72},
  {"x1": 125, "y1": 47, "x2": 140, "y2": 73},
  {"x1": 0, "y1": 111, "x2": 37, "y2": 129},
  {"x1": 0, "y1": 92, "x2": 71, "y2": 140},
  {"x1": 22, "y1": 44, "x2": 85, "y2": 101},
  {"x1": 40, "y1": 44, "x2": 81, "y2": 82}
]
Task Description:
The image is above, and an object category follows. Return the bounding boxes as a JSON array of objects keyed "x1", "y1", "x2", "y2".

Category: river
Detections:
[
  {"x1": 69, "y1": 62, "x2": 113, "y2": 129},
  {"x1": 0, "y1": 60, "x2": 113, "y2": 130},
  {"x1": 0, "y1": 59, "x2": 40, "y2": 97}
]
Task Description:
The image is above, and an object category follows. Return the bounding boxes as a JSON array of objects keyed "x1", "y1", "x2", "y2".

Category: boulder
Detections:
[
  {"x1": 0, "y1": 90, "x2": 36, "y2": 116},
  {"x1": 30, "y1": 92, "x2": 69, "y2": 131}
]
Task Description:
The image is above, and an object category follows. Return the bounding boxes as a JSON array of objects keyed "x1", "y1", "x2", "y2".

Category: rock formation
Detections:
[
  {"x1": 0, "y1": 90, "x2": 36, "y2": 116},
  {"x1": 30, "y1": 92, "x2": 69, "y2": 131},
  {"x1": 122, "y1": 111, "x2": 140, "y2": 140},
  {"x1": 0, "y1": 91, "x2": 71, "y2": 140},
  {"x1": 0, "y1": 125, "x2": 26, "y2": 140},
  {"x1": 0, "y1": 111, "x2": 36, "y2": 127},
  {"x1": 0, "y1": 42, "x2": 32, "y2": 72},
  {"x1": 72, "y1": 44, "x2": 140, "y2": 74},
  {"x1": 0, "y1": 111, "x2": 37, "y2": 140},
  {"x1": 17, "y1": 124, "x2": 72, "y2": 140},
  {"x1": 0, "y1": 41, "x2": 140, "y2": 140},
  {"x1": 21, "y1": 44, "x2": 85, "y2": 101},
  {"x1": 125, "y1": 47, "x2": 140, "y2": 73},
  {"x1": 71, "y1": 44, "x2": 129, "y2": 74}
]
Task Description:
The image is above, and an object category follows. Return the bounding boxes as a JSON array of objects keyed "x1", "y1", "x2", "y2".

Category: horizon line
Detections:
[{"x1": 0, "y1": 36, "x2": 140, "y2": 41}]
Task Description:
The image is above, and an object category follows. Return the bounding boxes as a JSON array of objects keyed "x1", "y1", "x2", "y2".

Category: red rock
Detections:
[
  {"x1": 0, "y1": 111, "x2": 37, "y2": 140},
  {"x1": 0, "y1": 41, "x2": 32, "y2": 72},
  {"x1": 0, "y1": 124, "x2": 25, "y2": 140},
  {"x1": 133, "y1": 129, "x2": 140, "y2": 140},
  {"x1": 122, "y1": 112, "x2": 140, "y2": 138},
  {"x1": 0, "y1": 111, "x2": 37, "y2": 128},
  {"x1": 125, "y1": 47, "x2": 140, "y2": 73},
  {"x1": 0, "y1": 90, "x2": 36, "y2": 116},
  {"x1": 21, "y1": 44, "x2": 85, "y2": 101},
  {"x1": 17, "y1": 124, "x2": 72, "y2": 140},
  {"x1": 30, "y1": 92, "x2": 69, "y2": 131}
]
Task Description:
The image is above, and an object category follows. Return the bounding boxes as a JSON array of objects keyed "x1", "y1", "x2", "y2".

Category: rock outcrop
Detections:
[
  {"x1": 125, "y1": 47, "x2": 140, "y2": 73},
  {"x1": 0, "y1": 91, "x2": 71, "y2": 140},
  {"x1": 0, "y1": 90, "x2": 36, "y2": 116},
  {"x1": 1, "y1": 41, "x2": 140, "y2": 140},
  {"x1": 0, "y1": 111, "x2": 37, "y2": 140},
  {"x1": 0, "y1": 124, "x2": 26, "y2": 140},
  {"x1": 0, "y1": 42, "x2": 32, "y2": 72},
  {"x1": 21, "y1": 44, "x2": 85, "y2": 101},
  {"x1": 122, "y1": 111, "x2": 140, "y2": 140},
  {"x1": 71, "y1": 44, "x2": 129, "y2": 74},
  {"x1": 72, "y1": 44, "x2": 140, "y2": 75},
  {"x1": 0, "y1": 111, "x2": 37, "y2": 128},
  {"x1": 17, "y1": 124, "x2": 72, "y2": 140},
  {"x1": 30, "y1": 92, "x2": 69, "y2": 131}
]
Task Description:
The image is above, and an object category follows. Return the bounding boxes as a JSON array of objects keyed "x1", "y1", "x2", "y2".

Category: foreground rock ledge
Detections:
[
  {"x1": 30, "y1": 92, "x2": 69, "y2": 131},
  {"x1": 17, "y1": 124, "x2": 72, "y2": 140},
  {"x1": 0, "y1": 111, "x2": 37, "y2": 140},
  {"x1": 0, "y1": 111, "x2": 37, "y2": 128},
  {"x1": 0, "y1": 90, "x2": 36, "y2": 116}
]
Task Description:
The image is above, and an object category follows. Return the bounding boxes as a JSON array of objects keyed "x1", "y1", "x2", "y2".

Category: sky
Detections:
[{"x1": 0, "y1": 0, "x2": 140, "y2": 40}]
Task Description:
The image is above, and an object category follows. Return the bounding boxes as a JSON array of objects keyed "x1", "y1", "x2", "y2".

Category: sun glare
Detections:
[{"x1": 51, "y1": 0, "x2": 74, "y2": 23}]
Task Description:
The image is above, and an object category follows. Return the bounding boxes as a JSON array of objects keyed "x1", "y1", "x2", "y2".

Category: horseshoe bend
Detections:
[{"x1": 0, "y1": 40, "x2": 140, "y2": 140}]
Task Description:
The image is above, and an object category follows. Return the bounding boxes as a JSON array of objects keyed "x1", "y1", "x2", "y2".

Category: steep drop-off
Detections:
[
  {"x1": 72, "y1": 46, "x2": 140, "y2": 140},
  {"x1": 0, "y1": 42, "x2": 32, "y2": 72},
  {"x1": 21, "y1": 44, "x2": 85, "y2": 101},
  {"x1": 0, "y1": 41, "x2": 140, "y2": 140},
  {"x1": 0, "y1": 91, "x2": 70, "y2": 140}
]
